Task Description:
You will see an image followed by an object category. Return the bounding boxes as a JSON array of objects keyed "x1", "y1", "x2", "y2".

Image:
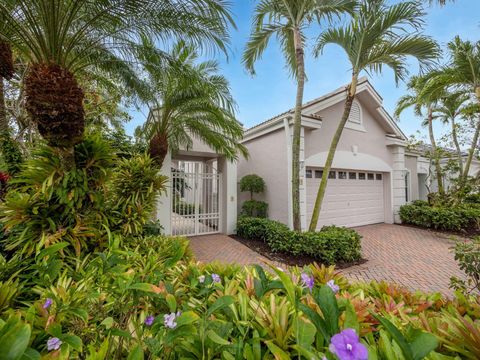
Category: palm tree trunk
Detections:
[
  {"x1": 308, "y1": 75, "x2": 358, "y2": 231},
  {"x1": 461, "y1": 117, "x2": 480, "y2": 181},
  {"x1": 427, "y1": 107, "x2": 444, "y2": 195},
  {"x1": 291, "y1": 28, "x2": 305, "y2": 231},
  {"x1": 451, "y1": 116, "x2": 463, "y2": 176},
  {"x1": 0, "y1": 77, "x2": 7, "y2": 134}
]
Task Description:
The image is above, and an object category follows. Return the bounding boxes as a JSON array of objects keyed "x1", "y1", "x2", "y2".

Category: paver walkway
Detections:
[{"x1": 189, "y1": 224, "x2": 465, "y2": 296}]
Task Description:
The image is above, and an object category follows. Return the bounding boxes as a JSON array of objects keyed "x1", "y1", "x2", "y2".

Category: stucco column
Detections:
[
  {"x1": 299, "y1": 127, "x2": 307, "y2": 231},
  {"x1": 391, "y1": 145, "x2": 406, "y2": 223},
  {"x1": 156, "y1": 152, "x2": 172, "y2": 235},
  {"x1": 218, "y1": 157, "x2": 237, "y2": 235},
  {"x1": 284, "y1": 118, "x2": 293, "y2": 229}
]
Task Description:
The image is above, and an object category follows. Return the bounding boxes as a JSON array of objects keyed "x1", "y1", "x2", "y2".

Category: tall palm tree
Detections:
[
  {"x1": 141, "y1": 40, "x2": 247, "y2": 167},
  {"x1": 243, "y1": 0, "x2": 355, "y2": 231},
  {"x1": 308, "y1": 0, "x2": 439, "y2": 231},
  {"x1": 0, "y1": 0, "x2": 233, "y2": 150},
  {"x1": 434, "y1": 91, "x2": 471, "y2": 175},
  {"x1": 395, "y1": 74, "x2": 445, "y2": 196},
  {"x1": 425, "y1": 37, "x2": 480, "y2": 186},
  {"x1": 0, "y1": 23, "x2": 15, "y2": 134}
]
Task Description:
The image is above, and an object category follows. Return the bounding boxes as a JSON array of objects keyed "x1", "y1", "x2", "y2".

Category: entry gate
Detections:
[{"x1": 171, "y1": 161, "x2": 221, "y2": 236}]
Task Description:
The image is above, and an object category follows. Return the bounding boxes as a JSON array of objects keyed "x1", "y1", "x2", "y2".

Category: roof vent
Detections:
[{"x1": 348, "y1": 100, "x2": 362, "y2": 125}]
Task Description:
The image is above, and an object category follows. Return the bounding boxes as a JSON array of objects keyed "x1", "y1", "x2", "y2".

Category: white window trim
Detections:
[{"x1": 345, "y1": 100, "x2": 366, "y2": 132}]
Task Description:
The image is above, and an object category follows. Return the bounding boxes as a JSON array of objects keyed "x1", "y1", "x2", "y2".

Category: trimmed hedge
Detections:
[
  {"x1": 399, "y1": 200, "x2": 480, "y2": 232},
  {"x1": 236, "y1": 217, "x2": 362, "y2": 264}
]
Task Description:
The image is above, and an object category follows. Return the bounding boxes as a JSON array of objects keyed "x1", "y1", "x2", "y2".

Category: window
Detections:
[
  {"x1": 328, "y1": 171, "x2": 336, "y2": 179},
  {"x1": 376, "y1": 173, "x2": 383, "y2": 181},
  {"x1": 358, "y1": 173, "x2": 366, "y2": 180},
  {"x1": 405, "y1": 171, "x2": 410, "y2": 202},
  {"x1": 347, "y1": 100, "x2": 362, "y2": 124},
  {"x1": 367, "y1": 173, "x2": 374, "y2": 180},
  {"x1": 306, "y1": 169, "x2": 312, "y2": 178},
  {"x1": 315, "y1": 170, "x2": 323, "y2": 179},
  {"x1": 349, "y1": 172, "x2": 357, "y2": 180},
  {"x1": 338, "y1": 171, "x2": 347, "y2": 179}
]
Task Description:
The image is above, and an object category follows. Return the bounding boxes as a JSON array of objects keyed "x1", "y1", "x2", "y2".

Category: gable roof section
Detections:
[{"x1": 243, "y1": 77, "x2": 407, "y2": 142}]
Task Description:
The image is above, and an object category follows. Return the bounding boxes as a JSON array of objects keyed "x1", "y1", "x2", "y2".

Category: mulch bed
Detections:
[{"x1": 230, "y1": 235, "x2": 367, "y2": 269}]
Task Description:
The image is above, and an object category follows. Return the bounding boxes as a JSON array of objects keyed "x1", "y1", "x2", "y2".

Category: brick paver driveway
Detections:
[
  {"x1": 343, "y1": 224, "x2": 464, "y2": 295},
  {"x1": 189, "y1": 224, "x2": 464, "y2": 296}
]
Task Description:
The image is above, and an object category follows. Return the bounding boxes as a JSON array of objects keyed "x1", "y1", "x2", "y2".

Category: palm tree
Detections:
[
  {"x1": 0, "y1": 0, "x2": 234, "y2": 150},
  {"x1": 0, "y1": 22, "x2": 15, "y2": 135},
  {"x1": 243, "y1": 0, "x2": 355, "y2": 231},
  {"x1": 395, "y1": 74, "x2": 445, "y2": 196},
  {"x1": 308, "y1": 0, "x2": 439, "y2": 231},
  {"x1": 425, "y1": 37, "x2": 480, "y2": 186},
  {"x1": 434, "y1": 91, "x2": 471, "y2": 175},
  {"x1": 141, "y1": 40, "x2": 247, "y2": 167}
]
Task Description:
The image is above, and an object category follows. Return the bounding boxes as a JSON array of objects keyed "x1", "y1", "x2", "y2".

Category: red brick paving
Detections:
[{"x1": 189, "y1": 224, "x2": 465, "y2": 296}]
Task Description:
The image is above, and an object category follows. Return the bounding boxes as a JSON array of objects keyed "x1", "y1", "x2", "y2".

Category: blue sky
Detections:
[{"x1": 126, "y1": 0, "x2": 480, "y2": 140}]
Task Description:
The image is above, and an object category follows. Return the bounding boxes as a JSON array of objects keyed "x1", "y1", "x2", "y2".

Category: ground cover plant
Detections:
[{"x1": 236, "y1": 217, "x2": 362, "y2": 266}]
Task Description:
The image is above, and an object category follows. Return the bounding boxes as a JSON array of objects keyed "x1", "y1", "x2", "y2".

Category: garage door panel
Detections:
[{"x1": 306, "y1": 168, "x2": 385, "y2": 229}]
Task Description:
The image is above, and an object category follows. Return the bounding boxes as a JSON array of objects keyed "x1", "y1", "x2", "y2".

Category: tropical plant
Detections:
[
  {"x1": 0, "y1": 0, "x2": 234, "y2": 150},
  {"x1": 140, "y1": 39, "x2": 246, "y2": 167},
  {"x1": 395, "y1": 74, "x2": 446, "y2": 195},
  {"x1": 450, "y1": 237, "x2": 480, "y2": 294},
  {"x1": 243, "y1": 0, "x2": 355, "y2": 231},
  {"x1": 424, "y1": 37, "x2": 480, "y2": 188},
  {"x1": 434, "y1": 91, "x2": 472, "y2": 175},
  {"x1": 308, "y1": 0, "x2": 439, "y2": 231}
]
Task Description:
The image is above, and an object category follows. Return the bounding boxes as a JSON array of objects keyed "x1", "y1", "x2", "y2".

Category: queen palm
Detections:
[
  {"x1": 243, "y1": 0, "x2": 355, "y2": 231},
  {"x1": 425, "y1": 37, "x2": 480, "y2": 186},
  {"x1": 141, "y1": 40, "x2": 247, "y2": 167},
  {"x1": 395, "y1": 74, "x2": 445, "y2": 195},
  {"x1": 0, "y1": 0, "x2": 233, "y2": 149},
  {"x1": 308, "y1": 0, "x2": 439, "y2": 231},
  {"x1": 434, "y1": 91, "x2": 471, "y2": 175}
]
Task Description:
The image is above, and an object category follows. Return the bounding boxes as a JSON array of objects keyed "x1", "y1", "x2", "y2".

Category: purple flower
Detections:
[
  {"x1": 329, "y1": 328, "x2": 368, "y2": 360},
  {"x1": 198, "y1": 275, "x2": 206, "y2": 283},
  {"x1": 144, "y1": 315, "x2": 155, "y2": 326},
  {"x1": 327, "y1": 280, "x2": 340, "y2": 294},
  {"x1": 47, "y1": 337, "x2": 62, "y2": 351},
  {"x1": 43, "y1": 298, "x2": 53, "y2": 309},
  {"x1": 301, "y1": 272, "x2": 314, "y2": 291},
  {"x1": 164, "y1": 312, "x2": 178, "y2": 329},
  {"x1": 211, "y1": 273, "x2": 221, "y2": 283}
]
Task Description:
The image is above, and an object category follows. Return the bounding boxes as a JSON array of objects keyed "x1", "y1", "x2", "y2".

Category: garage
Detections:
[{"x1": 306, "y1": 168, "x2": 385, "y2": 229}]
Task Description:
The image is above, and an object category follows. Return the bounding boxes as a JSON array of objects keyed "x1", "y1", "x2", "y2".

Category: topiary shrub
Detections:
[
  {"x1": 239, "y1": 174, "x2": 268, "y2": 218},
  {"x1": 236, "y1": 217, "x2": 362, "y2": 264}
]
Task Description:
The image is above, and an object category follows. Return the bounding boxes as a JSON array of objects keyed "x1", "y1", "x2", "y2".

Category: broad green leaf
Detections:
[
  {"x1": 265, "y1": 341, "x2": 290, "y2": 360},
  {"x1": 271, "y1": 266, "x2": 297, "y2": 306},
  {"x1": 70, "y1": 308, "x2": 88, "y2": 322},
  {"x1": 36, "y1": 242, "x2": 69, "y2": 259},
  {"x1": 19, "y1": 348, "x2": 40, "y2": 360},
  {"x1": 221, "y1": 350, "x2": 235, "y2": 360},
  {"x1": 62, "y1": 335, "x2": 82, "y2": 352},
  {"x1": 299, "y1": 303, "x2": 330, "y2": 341},
  {"x1": 410, "y1": 330, "x2": 438, "y2": 360},
  {"x1": 315, "y1": 286, "x2": 340, "y2": 337},
  {"x1": 127, "y1": 283, "x2": 158, "y2": 293},
  {"x1": 290, "y1": 345, "x2": 320, "y2": 360},
  {"x1": 295, "y1": 317, "x2": 316, "y2": 347},
  {"x1": 166, "y1": 294, "x2": 177, "y2": 312},
  {"x1": 344, "y1": 301, "x2": 360, "y2": 334},
  {"x1": 127, "y1": 344, "x2": 143, "y2": 360},
  {"x1": 207, "y1": 330, "x2": 230, "y2": 345},
  {"x1": 100, "y1": 317, "x2": 114, "y2": 329},
  {"x1": 0, "y1": 318, "x2": 31, "y2": 360},
  {"x1": 110, "y1": 328, "x2": 132, "y2": 339},
  {"x1": 175, "y1": 311, "x2": 199, "y2": 327},
  {"x1": 207, "y1": 296, "x2": 235, "y2": 317}
]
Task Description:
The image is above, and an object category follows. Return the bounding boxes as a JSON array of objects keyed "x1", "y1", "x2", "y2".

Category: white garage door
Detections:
[{"x1": 306, "y1": 169, "x2": 385, "y2": 229}]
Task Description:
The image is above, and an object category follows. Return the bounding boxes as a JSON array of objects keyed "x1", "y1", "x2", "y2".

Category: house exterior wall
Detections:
[{"x1": 237, "y1": 128, "x2": 290, "y2": 224}]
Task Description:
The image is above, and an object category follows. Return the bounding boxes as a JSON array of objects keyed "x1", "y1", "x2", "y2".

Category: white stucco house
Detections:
[{"x1": 155, "y1": 77, "x2": 479, "y2": 236}]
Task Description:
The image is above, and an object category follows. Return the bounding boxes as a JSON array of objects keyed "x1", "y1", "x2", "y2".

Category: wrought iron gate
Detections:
[{"x1": 171, "y1": 161, "x2": 221, "y2": 236}]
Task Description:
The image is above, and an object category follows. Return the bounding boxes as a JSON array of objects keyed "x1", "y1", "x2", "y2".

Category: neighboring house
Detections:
[
  {"x1": 239, "y1": 77, "x2": 424, "y2": 231},
  {"x1": 156, "y1": 78, "x2": 478, "y2": 236}
]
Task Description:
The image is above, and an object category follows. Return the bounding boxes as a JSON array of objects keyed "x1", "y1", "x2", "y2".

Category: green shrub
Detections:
[
  {"x1": 399, "y1": 202, "x2": 480, "y2": 232},
  {"x1": 240, "y1": 199, "x2": 268, "y2": 218},
  {"x1": 236, "y1": 217, "x2": 362, "y2": 264},
  {"x1": 239, "y1": 174, "x2": 265, "y2": 199},
  {"x1": 173, "y1": 199, "x2": 197, "y2": 215},
  {"x1": 450, "y1": 237, "x2": 480, "y2": 294}
]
